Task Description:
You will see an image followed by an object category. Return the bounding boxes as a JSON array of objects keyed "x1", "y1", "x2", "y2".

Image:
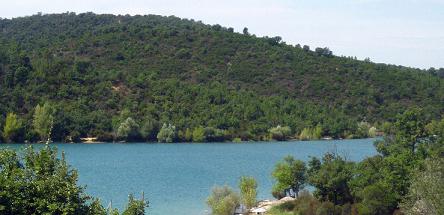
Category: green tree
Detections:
[
  {"x1": 0, "y1": 146, "x2": 90, "y2": 214},
  {"x1": 272, "y1": 156, "x2": 306, "y2": 198},
  {"x1": 356, "y1": 121, "x2": 371, "y2": 138},
  {"x1": 308, "y1": 153, "x2": 354, "y2": 205},
  {"x1": 242, "y1": 27, "x2": 249, "y2": 35},
  {"x1": 269, "y1": 125, "x2": 292, "y2": 141},
  {"x1": 184, "y1": 128, "x2": 193, "y2": 142},
  {"x1": 355, "y1": 181, "x2": 397, "y2": 215},
  {"x1": 117, "y1": 117, "x2": 140, "y2": 142},
  {"x1": 140, "y1": 118, "x2": 158, "y2": 141},
  {"x1": 33, "y1": 102, "x2": 54, "y2": 142},
  {"x1": 156, "y1": 123, "x2": 176, "y2": 143},
  {"x1": 192, "y1": 126, "x2": 205, "y2": 142},
  {"x1": 122, "y1": 194, "x2": 148, "y2": 215},
  {"x1": 400, "y1": 158, "x2": 444, "y2": 215},
  {"x1": 207, "y1": 185, "x2": 240, "y2": 215},
  {"x1": 3, "y1": 112, "x2": 22, "y2": 143},
  {"x1": 299, "y1": 125, "x2": 322, "y2": 140},
  {"x1": 0, "y1": 146, "x2": 149, "y2": 215},
  {"x1": 239, "y1": 176, "x2": 257, "y2": 209},
  {"x1": 88, "y1": 199, "x2": 107, "y2": 215}
]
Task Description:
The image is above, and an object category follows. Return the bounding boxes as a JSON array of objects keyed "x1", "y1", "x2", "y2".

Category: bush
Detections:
[
  {"x1": 299, "y1": 125, "x2": 322, "y2": 140},
  {"x1": 207, "y1": 185, "x2": 240, "y2": 215},
  {"x1": 117, "y1": 117, "x2": 140, "y2": 142},
  {"x1": 272, "y1": 188, "x2": 286, "y2": 200},
  {"x1": 192, "y1": 126, "x2": 205, "y2": 142},
  {"x1": 239, "y1": 176, "x2": 257, "y2": 209},
  {"x1": 2, "y1": 112, "x2": 23, "y2": 143},
  {"x1": 269, "y1": 125, "x2": 292, "y2": 141},
  {"x1": 316, "y1": 201, "x2": 338, "y2": 215},
  {"x1": 156, "y1": 123, "x2": 176, "y2": 143}
]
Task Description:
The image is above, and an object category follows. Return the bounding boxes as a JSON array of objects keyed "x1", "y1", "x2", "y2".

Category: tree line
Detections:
[{"x1": 1, "y1": 101, "x2": 379, "y2": 143}]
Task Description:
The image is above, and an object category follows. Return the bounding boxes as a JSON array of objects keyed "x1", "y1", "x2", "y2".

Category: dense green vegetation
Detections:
[
  {"x1": 0, "y1": 146, "x2": 148, "y2": 214},
  {"x1": 270, "y1": 109, "x2": 444, "y2": 215},
  {"x1": 0, "y1": 12, "x2": 443, "y2": 142}
]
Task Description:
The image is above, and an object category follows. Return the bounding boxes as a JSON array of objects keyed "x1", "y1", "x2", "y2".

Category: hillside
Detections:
[{"x1": 0, "y1": 12, "x2": 443, "y2": 142}]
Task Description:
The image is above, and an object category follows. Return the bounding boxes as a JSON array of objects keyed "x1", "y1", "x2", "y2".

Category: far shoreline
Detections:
[{"x1": 0, "y1": 137, "x2": 381, "y2": 145}]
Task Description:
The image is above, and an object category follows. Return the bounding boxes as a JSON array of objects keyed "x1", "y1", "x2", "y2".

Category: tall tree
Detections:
[
  {"x1": 308, "y1": 153, "x2": 354, "y2": 205},
  {"x1": 401, "y1": 158, "x2": 444, "y2": 215},
  {"x1": 33, "y1": 102, "x2": 54, "y2": 142},
  {"x1": 117, "y1": 117, "x2": 140, "y2": 142},
  {"x1": 272, "y1": 156, "x2": 307, "y2": 198},
  {"x1": 2, "y1": 112, "x2": 22, "y2": 143},
  {"x1": 239, "y1": 176, "x2": 257, "y2": 209},
  {"x1": 156, "y1": 123, "x2": 176, "y2": 143}
]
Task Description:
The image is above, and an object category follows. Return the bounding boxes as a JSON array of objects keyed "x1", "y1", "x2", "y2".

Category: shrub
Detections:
[
  {"x1": 207, "y1": 185, "x2": 240, "y2": 215},
  {"x1": 2, "y1": 112, "x2": 23, "y2": 143},
  {"x1": 269, "y1": 125, "x2": 292, "y2": 141},
  {"x1": 192, "y1": 126, "x2": 205, "y2": 142},
  {"x1": 156, "y1": 123, "x2": 176, "y2": 143},
  {"x1": 239, "y1": 176, "x2": 257, "y2": 209},
  {"x1": 299, "y1": 125, "x2": 322, "y2": 140},
  {"x1": 117, "y1": 117, "x2": 140, "y2": 141}
]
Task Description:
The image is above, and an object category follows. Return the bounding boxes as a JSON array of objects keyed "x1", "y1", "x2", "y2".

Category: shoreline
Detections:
[{"x1": 1, "y1": 137, "x2": 381, "y2": 145}]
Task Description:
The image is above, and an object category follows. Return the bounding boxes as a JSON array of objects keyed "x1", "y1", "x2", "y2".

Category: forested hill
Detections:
[{"x1": 0, "y1": 12, "x2": 443, "y2": 142}]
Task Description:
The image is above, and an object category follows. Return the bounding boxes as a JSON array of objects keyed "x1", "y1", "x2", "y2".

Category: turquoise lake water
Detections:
[{"x1": 0, "y1": 139, "x2": 378, "y2": 215}]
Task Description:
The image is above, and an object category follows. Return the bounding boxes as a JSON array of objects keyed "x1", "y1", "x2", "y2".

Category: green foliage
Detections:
[
  {"x1": 192, "y1": 126, "x2": 206, "y2": 142},
  {"x1": 272, "y1": 156, "x2": 306, "y2": 198},
  {"x1": 88, "y1": 198, "x2": 107, "y2": 215},
  {"x1": 268, "y1": 191, "x2": 357, "y2": 215},
  {"x1": 368, "y1": 126, "x2": 377, "y2": 138},
  {"x1": 425, "y1": 118, "x2": 444, "y2": 156},
  {"x1": 299, "y1": 125, "x2": 322, "y2": 140},
  {"x1": 206, "y1": 185, "x2": 240, "y2": 215},
  {"x1": 139, "y1": 118, "x2": 158, "y2": 141},
  {"x1": 33, "y1": 102, "x2": 54, "y2": 141},
  {"x1": 0, "y1": 146, "x2": 149, "y2": 215},
  {"x1": 356, "y1": 181, "x2": 397, "y2": 215},
  {"x1": 2, "y1": 112, "x2": 22, "y2": 143},
  {"x1": 0, "y1": 13, "x2": 443, "y2": 142},
  {"x1": 271, "y1": 109, "x2": 443, "y2": 215},
  {"x1": 307, "y1": 153, "x2": 354, "y2": 205},
  {"x1": 122, "y1": 194, "x2": 148, "y2": 215},
  {"x1": 117, "y1": 117, "x2": 140, "y2": 142},
  {"x1": 239, "y1": 176, "x2": 257, "y2": 209},
  {"x1": 0, "y1": 146, "x2": 90, "y2": 214},
  {"x1": 156, "y1": 123, "x2": 176, "y2": 143},
  {"x1": 269, "y1": 125, "x2": 292, "y2": 141},
  {"x1": 400, "y1": 158, "x2": 444, "y2": 215},
  {"x1": 355, "y1": 121, "x2": 371, "y2": 138},
  {"x1": 192, "y1": 126, "x2": 225, "y2": 142}
]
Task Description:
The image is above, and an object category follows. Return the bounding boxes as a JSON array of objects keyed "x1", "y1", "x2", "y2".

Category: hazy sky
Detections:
[{"x1": 1, "y1": 0, "x2": 443, "y2": 69}]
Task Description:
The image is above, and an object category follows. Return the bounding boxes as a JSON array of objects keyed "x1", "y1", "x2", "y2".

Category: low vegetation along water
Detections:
[{"x1": 0, "y1": 139, "x2": 377, "y2": 215}]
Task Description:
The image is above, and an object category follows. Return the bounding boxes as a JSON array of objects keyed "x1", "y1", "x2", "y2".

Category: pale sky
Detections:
[{"x1": 1, "y1": 0, "x2": 443, "y2": 69}]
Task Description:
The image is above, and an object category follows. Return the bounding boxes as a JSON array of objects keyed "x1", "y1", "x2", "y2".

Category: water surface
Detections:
[{"x1": 1, "y1": 139, "x2": 378, "y2": 215}]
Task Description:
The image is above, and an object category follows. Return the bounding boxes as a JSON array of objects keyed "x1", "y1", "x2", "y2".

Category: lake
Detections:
[{"x1": 0, "y1": 139, "x2": 378, "y2": 215}]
